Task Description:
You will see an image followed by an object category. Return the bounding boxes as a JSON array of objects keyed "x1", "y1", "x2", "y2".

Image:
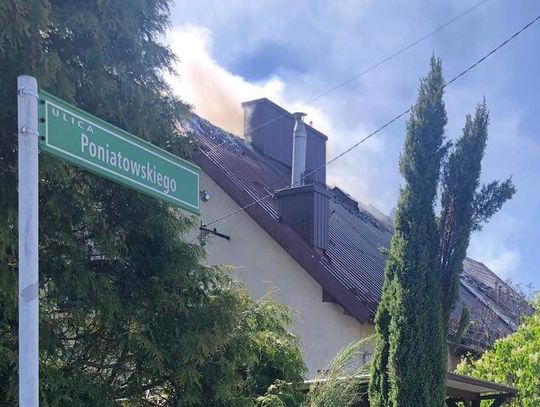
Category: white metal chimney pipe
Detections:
[{"x1": 292, "y1": 112, "x2": 307, "y2": 187}]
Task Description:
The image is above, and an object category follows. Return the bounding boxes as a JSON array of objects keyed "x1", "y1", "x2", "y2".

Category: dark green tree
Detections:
[
  {"x1": 438, "y1": 100, "x2": 516, "y2": 330},
  {"x1": 368, "y1": 58, "x2": 515, "y2": 407},
  {"x1": 369, "y1": 57, "x2": 448, "y2": 407},
  {"x1": 0, "y1": 1, "x2": 304, "y2": 405}
]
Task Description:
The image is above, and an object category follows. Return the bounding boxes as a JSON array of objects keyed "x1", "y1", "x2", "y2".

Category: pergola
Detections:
[{"x1": 304, "y1": 372, "x2": 517, "y2": 406}]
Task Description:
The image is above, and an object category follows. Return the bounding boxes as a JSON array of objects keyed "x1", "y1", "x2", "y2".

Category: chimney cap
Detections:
[{"x1": 293, "y1": 112, "x2": 307, "y2": 120}]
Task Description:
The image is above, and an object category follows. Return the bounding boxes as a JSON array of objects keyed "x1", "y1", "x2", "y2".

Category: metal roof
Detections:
[{"x1": 185, "y1": 113, "x2": 529, "y2": 351}]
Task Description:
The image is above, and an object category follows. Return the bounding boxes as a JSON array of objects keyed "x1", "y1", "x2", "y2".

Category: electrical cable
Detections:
[
  {"x1": 202, "y1": 12, "x2": 540, "y2": 228},
  {"x1": 207, "y1": 0, "x2": 493, "y2": 152}
]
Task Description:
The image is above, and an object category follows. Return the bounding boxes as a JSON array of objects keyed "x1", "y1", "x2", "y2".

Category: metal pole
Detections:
[{"x1": 18, "y1": 75, "x2": 39, "y2": 407}]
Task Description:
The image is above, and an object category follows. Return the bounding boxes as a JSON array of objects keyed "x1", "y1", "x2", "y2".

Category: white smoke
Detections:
[
  {"x1": 165, "y1": 24, "x2": 334, "y2": 138},
  {"x1": 165, "y1": 25, "x2": 281, "y2": 135}
]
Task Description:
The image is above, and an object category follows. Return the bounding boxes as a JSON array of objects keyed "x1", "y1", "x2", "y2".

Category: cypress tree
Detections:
[
  {"x1": 369, "y1": 57, "x2": 515, "y2": 406},
  {"x1": 369, "y1": 56, "x2": 448, "y2": 407},
  {"x1": 439, "y1": 100, "x2": 515, "y2": 331},
  {"x1": 0, "y1": 1, "x2": 305, "y2": 405}
]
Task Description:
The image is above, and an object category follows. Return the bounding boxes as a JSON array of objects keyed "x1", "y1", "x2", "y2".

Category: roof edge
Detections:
[{"x1": 193, "y1": 149, "x2": 373, "y2": 323}]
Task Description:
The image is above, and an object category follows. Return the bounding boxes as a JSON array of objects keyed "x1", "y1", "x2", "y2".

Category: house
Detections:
[{"x1": 183, "y1": 97, "x2": 528, "y2": 378}]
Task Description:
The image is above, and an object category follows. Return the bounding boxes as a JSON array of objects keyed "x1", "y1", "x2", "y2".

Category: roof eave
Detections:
[{"x1": 193, "y1": 150, "x2": 373, "y2": 323}]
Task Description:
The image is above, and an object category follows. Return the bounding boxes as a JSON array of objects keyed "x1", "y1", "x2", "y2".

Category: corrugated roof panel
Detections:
[{"x1": 186, "y1": 114, "x2": 529, "y2": 350}]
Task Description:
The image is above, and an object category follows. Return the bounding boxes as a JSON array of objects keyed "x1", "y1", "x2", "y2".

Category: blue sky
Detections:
[{"x1": 167, "y1": 0, "x2": 540, "y2": 290}]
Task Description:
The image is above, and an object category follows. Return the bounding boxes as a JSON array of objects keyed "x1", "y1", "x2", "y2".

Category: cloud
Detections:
[
  {"x1": 166, "y1": 24, "x2": 338, "y2": 138},
  {"x1": 165, "y1": 23, "x2": 393, "y2": 210},
  {"x1": 468, "y1": 217, "x2": 521, "y2": 279},
  {"x1": 469, "y1": 242, "x2": 521, "y2": 280},
  {"x1": 166, "y1": 1, "x2": 540, "y2": 288},
  {"x1": 166, "y1": 24, "x2": 285, "y2": 135}
]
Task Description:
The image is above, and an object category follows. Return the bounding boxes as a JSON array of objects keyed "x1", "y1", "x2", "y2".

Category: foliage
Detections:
[
  {"x1": 306, "y1": 337, "x2": 373, "y2": 407},
  {"x1": 452, "y1": 307, "x2": 472, "y2": 345},
  {"x1": 456, "y1": 296, "x2": 540, "y2": 407},
  {"x1": 369, "y1": 57, "x2": 448, "y2": 407},
  {"x1": 196, "y1": 291, "x2": 305, "y2": 406},
  {"x1": 0, "y1": 0, "x2": 304, "y2": 405},
  {"x1": 368, "y1": 57, "x2": 515, "y2": 407},
  {"x1": 438, "y1": 100, "x2": 516, "y2": 327}
]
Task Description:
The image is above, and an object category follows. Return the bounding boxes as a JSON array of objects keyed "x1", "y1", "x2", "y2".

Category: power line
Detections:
[
  {"x1": 297, "y1": 0, "x2": 493, "y2": 106},
  {"x1": 208, "y1": 0, "x2": 492, "y2": 151},
  {"x1": 202, "y1": 12, "x2": 540, "y2": 229}
]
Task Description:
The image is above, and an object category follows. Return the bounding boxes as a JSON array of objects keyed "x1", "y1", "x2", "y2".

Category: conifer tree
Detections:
[
  {"x1": 0, "y1": 1, "x2": 304, "y2": 405},
  {"x1": 369, "y1": 56, "x2": 448, "y2": 407},
  {"x1": 438, "y1": 100, "x2": 516, "y2": 330},
  {"x1": 369, "y1": 57, "x2": 515, "y2": 406}
]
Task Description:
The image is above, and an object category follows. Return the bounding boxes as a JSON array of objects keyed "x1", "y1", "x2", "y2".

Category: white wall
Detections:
[{"x1": 191, "y1": 171, "x2": 373, "y2": 378}]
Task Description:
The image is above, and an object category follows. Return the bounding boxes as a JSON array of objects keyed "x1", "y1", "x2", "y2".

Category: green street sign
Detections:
[{"x1": 38, "y1": 90, "x2": 200, "y2": 214}]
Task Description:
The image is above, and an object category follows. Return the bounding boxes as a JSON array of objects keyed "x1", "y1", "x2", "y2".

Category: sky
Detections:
[{"x1": 166, "y1": 0, "x2": 540, "y2": 290}]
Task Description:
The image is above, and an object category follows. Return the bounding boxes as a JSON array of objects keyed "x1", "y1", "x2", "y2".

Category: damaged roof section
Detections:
[{"x1": 185, "y1": 108, "x2": 530, "y2": 352}]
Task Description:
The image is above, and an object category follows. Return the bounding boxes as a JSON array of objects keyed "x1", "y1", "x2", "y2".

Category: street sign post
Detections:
[
  {"x1": 38, "y1": 90, "x2": 200, "y2": 214},
  {"x1": 18, "y1": 75, "x2": 39, "y2": 407},
  {"x1": 18, "y1": 77, "x2": 200, "y2": 407}
]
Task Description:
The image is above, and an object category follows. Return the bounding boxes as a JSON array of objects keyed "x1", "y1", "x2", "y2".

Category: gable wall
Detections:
[{"x1": 191, "y1": 171, "x2": 373, "y2": 378}]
